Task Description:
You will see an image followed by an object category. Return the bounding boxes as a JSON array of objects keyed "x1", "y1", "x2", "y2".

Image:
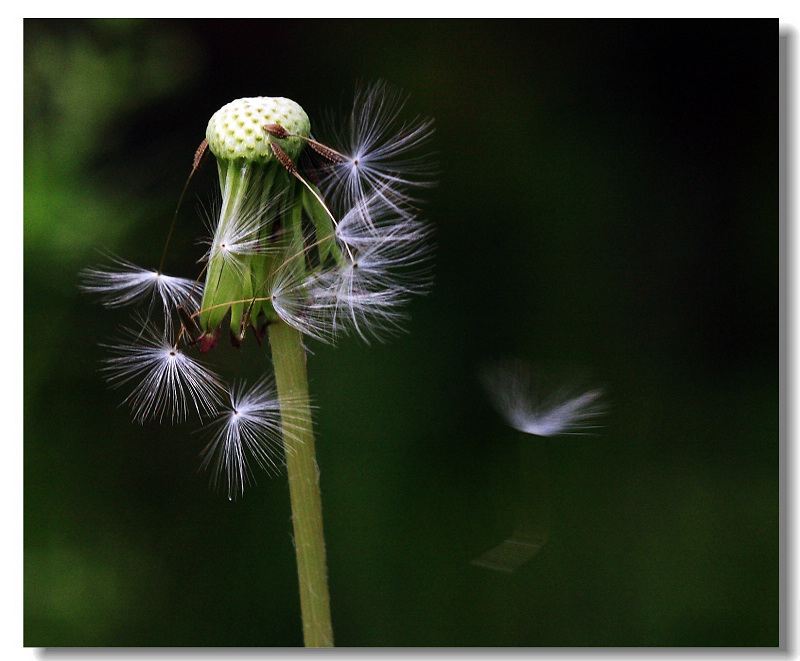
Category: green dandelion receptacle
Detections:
[{"x1": 206, "y1": 96, "x2": 311, "y2": 163}]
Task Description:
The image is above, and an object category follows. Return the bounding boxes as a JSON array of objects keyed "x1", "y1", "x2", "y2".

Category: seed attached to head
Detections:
[
  {"x1": 309, "y1": 141, "x2": 345, "y2": 164},
  {"x1": 264, "y1": 123, "x2": 290, "y2": 139},
  {"x1": 270, "y1": 141, "x2": 297, "y2": 175},
  {"x1": 193, "y1": 139, "x2": 209, "y2": 171}
]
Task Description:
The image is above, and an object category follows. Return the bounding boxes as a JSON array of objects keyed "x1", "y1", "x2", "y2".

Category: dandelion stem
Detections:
[{"x1": 268, "y1": 320, "x2": 333, "y2": 647}]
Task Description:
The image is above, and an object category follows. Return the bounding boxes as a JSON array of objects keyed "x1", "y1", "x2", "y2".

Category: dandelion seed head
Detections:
[
  {"x1": 193, "y1": 85, "x2": 434, "y2": 350},
  {"x1": 83, "y1": 85, "x2": 437, "y2": 498}
]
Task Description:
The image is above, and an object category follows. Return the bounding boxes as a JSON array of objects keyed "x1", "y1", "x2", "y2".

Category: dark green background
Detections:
[{"x1": 24, "y1": 19, "x2": 778, "y2": 646}]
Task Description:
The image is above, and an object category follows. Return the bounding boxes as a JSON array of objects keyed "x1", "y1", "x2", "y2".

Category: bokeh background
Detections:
[{"x1": 24, "y1": 19, "x2": 778, "y2": 646}]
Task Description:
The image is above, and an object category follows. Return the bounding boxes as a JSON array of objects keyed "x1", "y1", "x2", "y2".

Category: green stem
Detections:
[{"x1": 268, "y1": 320, "x2": 334, "y2": 647}]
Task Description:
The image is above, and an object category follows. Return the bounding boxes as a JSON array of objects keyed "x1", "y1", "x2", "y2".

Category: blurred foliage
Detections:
[
  {"x1": 24, "y1": 19, "x2": 778, "y2": 646},
  {"x1": 25, "y1": 19, "x2": 202, "y2": 264}
]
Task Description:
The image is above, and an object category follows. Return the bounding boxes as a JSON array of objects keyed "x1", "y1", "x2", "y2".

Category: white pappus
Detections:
[{"x1": 481, "y1": 360, "x2": 605, "y2": 436}]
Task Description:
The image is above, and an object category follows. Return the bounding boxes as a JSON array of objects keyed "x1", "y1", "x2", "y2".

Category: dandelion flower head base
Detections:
[{"x1": 206, "y1": 97, "x2": 310, "y2": 163}]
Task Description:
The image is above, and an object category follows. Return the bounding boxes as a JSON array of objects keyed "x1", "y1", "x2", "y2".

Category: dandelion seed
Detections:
[
  {"x1": 200, "y1": 376, "x2": 298, "y2": 500},
  {"x1": 334, "y1": 191, "x2": 432, "y2": 256},
  {"x1": 198, "y1": 189, "x2": 284, "y2": 291},
  {"x1": 203, "y1": 204, "x2": 271, "y2": 266},
  {"x1": 306, "y1": 265, "x2": 416, "y2": 343},
  {"x1": 317, "y1": 81, "x2": 436, "y2": 221},
  {"x1": 293, "y1": 193, "x2": 433, "y2": 342},
  {"x1": 265, "y1": 266, "x2": 334, "y2": 344},
  {"x1": 338, "y1": 224, "x2": 433, "y2": 295},
  {"x1": 80, "y1": 255, "x2": 203, "y2": 324},
  {"x1": 101, "y1": 321, "x2": 224, "y2": 423},
  {"x1": 481, "y1": 361, "x2": 605, "y2": 436}
]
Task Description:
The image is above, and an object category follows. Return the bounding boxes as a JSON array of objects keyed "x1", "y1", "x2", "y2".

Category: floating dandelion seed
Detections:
[
  {"x1": 481, "y1": 361, "x2": 605, "y2": 436},
  {"x1": 475, "y1": 363, "x2": 604, "y2": 575}
]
